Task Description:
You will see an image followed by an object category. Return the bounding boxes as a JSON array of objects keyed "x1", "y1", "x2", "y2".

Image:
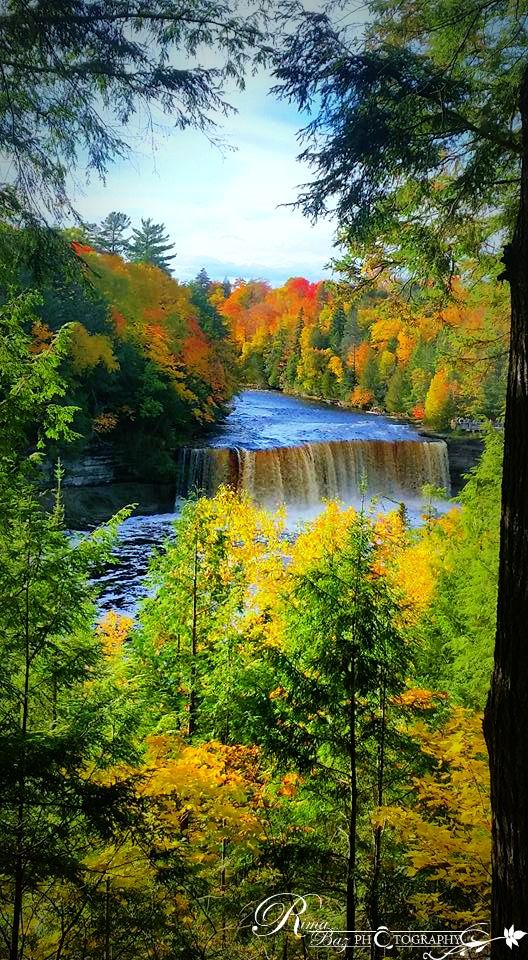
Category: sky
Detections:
[{"x1": 71, "y1": 72, "x2": 338, "y2": 287}]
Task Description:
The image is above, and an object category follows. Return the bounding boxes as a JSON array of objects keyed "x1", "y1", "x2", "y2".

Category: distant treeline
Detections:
[{"x1": 216, "y1": 275, "x2": 509, "y2": 430}]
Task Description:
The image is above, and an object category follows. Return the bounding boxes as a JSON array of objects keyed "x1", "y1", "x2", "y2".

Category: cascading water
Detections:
[{"x1": 175, "y1": 438, "x2": 451, "y2": 509}]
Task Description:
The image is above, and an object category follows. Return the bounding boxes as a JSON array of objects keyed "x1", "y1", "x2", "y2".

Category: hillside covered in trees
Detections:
[
  {"x1": 0, "y1": 226, "x2": 238, "y2": 478},
  {"x1": 217, "y1": 275, "x2": 509, "y2": 430}
]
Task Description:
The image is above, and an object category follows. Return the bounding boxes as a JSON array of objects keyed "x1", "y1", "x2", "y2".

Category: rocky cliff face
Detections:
[
  {"x1": 419, "y1": 432, "x2": 484, "y2": 496},
  {"x1": 444, "y1": 437, "x2": 485, "y2": 495}
]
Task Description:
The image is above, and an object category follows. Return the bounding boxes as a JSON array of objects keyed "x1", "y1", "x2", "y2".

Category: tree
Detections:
[
  {"x1": 91, "y1": 211, "x2": 131, "y2": 255},
  {"x1": 0, "y1": 0, "x2": 268, "y2": 221},
  {"x1": 128, "y1": 218, "x2": 176, "y2": 273},
  {"x1": 195, "y1": 266, "x2": 212, "y2": 290},
  {"x1": 274, "y1": 3, "x2": 527, "y2": 938},
  {"x1": 0, "y1": 290, "x2": 140, "y2": 960},
  {"x1": 329, "y1": 303, "x2": 346, "y2": 353},
  {"x1": 424, "y1": 368, "x2": 455, "y2": 430},
  {"x1": 265, "y1": 505, "x2": 409, "y2": 957}
]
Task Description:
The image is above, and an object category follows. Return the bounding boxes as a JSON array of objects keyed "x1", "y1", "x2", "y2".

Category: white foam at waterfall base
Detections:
[{"x1": 175, "y1": 438, "x2": 452, "y2": 530}]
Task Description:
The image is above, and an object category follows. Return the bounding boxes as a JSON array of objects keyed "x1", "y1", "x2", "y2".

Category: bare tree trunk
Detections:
[
  {"x1": 10, "y1": 558, "x2": 32, "y2": 960},
  {"x1": 370, "y1": 673, "x2": 387, "y2": 960},
  {"x1": 104, "y1": 876, "x2": 111, "y2": 960},
  {"x1": 483, "y1": 64, "x2": 528, "y2": 951},
  {"x1": 188, "y1": 540, "x2": 198, "y2": 738},
  {"x1": 345, "y1": 652, "x2": 358, "y2": 960}
]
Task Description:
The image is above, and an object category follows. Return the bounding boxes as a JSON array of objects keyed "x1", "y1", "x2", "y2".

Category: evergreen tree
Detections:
[
  {"x1": 329, "y1": 303, "x2": 346, "y2": 353},
  {"x1": 195, "y1": 266, "x2": 211, "y2": 290},
  {"x1": 0, "y1": 2, "x2": 268, "y2": 222},
  {"x1": 265, "y1": 325, "x2": 290, "y2": 388},
  {"x1": 0, "y1": 292, "x2": 139, "y2": 960},
  {"x1": 190, "y1": 283, "x2": 229, "y2": 340},
  {"x1": 264, "y1": 509, "x2": 409, "y2": 948},
  {"x1": 360, "y1": 352, "x2": 381, "y2": 399},
  {"x1": 283, "y1": 309, "x2": 304, "y2": 390},
  {"x1": 129, "y1": 218, "x2": 176, "y2": 273},
  {"x1": 91, "y1": 211, "x2": 131, "y2": 255},
  {"x1": 386, "y1": 366, "x2": 411, "y2": 415}
]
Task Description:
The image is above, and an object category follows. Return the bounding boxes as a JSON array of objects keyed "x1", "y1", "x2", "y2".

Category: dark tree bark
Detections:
[
  {"x1": 484, "y1": 64, "x2": 528, "y2": 951},
  {"x1": 346, "y1": 651, "x2": 358, "y2": 960}
]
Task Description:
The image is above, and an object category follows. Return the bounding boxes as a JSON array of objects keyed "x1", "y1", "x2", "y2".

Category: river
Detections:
[{"x1": 96, "y1": 389, "x2": 451, "y2": 614}]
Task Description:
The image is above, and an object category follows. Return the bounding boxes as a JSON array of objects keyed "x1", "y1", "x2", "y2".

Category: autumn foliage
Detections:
[{"x1": 218, "y1": 275, "x2": 508, "y2": 429}]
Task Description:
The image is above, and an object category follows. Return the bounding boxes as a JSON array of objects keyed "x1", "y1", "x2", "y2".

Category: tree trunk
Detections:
[
  {"x1": 370, "y1": 673, "x2": 387, "y2": 960},
  {"x1": 188, "y1": 540, "x2": 198, "y2": 738},
  {"x1": 483, "y1": 64, "x2": 528, "y2": 951},
  {"x1": 10, "y1": 560, "x2": 32, "y2": 960},
  {"x1": 345, "y1": 652, "x2": 358, "y2": 960}
]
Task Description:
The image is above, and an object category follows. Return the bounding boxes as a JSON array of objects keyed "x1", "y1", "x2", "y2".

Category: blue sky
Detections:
[{"x1": 72, "y1": 72, "x2": 338, "y2": 286}]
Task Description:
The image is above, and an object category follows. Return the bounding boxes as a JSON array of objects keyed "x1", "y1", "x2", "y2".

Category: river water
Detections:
[{"x1": 96, "y1": 390, "x2": 451, "y2": 614}]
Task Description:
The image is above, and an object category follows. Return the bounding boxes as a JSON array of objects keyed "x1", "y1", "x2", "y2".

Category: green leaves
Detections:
[{"x1": 273, "y1": 0, "x2": 524, "y2": 285}]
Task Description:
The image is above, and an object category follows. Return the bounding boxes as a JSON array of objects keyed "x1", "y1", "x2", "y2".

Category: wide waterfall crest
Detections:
[{"x1": 175, "y1": 439, "x2": 451, "y2": 509}]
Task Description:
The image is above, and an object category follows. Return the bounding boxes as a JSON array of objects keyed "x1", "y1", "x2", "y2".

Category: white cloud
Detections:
[{"x1": 71, "y1": 75, "x2": 338, "y2": 285}]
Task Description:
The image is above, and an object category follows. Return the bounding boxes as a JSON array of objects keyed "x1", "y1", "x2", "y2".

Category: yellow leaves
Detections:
[
  {"x1": 424, "y1": 368, "x2": 455, "y2": 429},
  {"x1": 394, "y1": 538, "x2": 437, "y2": 623},
  {"x1": 370, "y1": 315, "x2": 401, "y2": 347},
  {"x1": 97, "y1": 611, "x2": 133, "y2": 657},
  {"x1": 142, "y1": 738, "x2": 264, "y2": 851},
  {"x1": 327, "y1": 354, "x2": 344, "y2": 382},
  {"x1": 382, "y1": 704, "x2": 490, "y2": 924},
  {"x1": 291, "y1": 500, "x2": 357, "y2": 573},
  {"x1": 69, "y1": 322, "x2": 119, "y2": 373},
  {"x1": 396, "y1": 328, "x2": 416, "y2": 365}
]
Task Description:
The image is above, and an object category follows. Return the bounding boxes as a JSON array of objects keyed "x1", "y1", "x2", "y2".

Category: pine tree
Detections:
[
  {"x1": 91, "y1": 211, "x2": 131, "y2": 255},
  {"x1": 263, "y1": 507, "x2": 409, "y2": 954},
  {"x1": 329, "y1": 303, "x2": 346, "y2": 353},
  {"x1": 283, "y1": 308, "x2": 304, "y2": 390},
  {"x1": 195, "y1": 266, "x2": 211, "y2": 290},
  {"x1": 129, "y1": 218, "x2": 176, "y2": 273}
]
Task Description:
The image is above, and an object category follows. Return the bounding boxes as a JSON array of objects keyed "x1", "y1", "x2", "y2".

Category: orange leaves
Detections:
[
  {"x1": 392, "y1": 687, "x2": 446, "y2": 710},
  {"x1": 219, "y1": 277, "x2": 323, "y2": 349},
  {"x1": 83, "y1": 250, "x2": 233, "y2": 418},
  {"x1": 349, "y1": 385, "x2": 374, "y2": 407},
  {"x1": 92, "y1": 411, "x2": 118, "y2": 433},
  {"x1": 111, "y1": 308, "x2": 126, "y2": 334},
  {"x1": 278, "y1": 772, "x2": 303, "y2": 798},
  {"x1": 70, "y1": 240, "x2": 94, "y2": 256},
  {"x1": 30, "y1": 321, "x2": 53, "y2": 353},
  {"x1": 350, "y1": 341, "x2": 371, "y2": 377}
]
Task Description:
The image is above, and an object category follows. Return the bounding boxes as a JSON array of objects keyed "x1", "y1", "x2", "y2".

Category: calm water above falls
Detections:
[
  {"x1": 98, "y1": 390, "x2": 451, "y2": 614},
  {"x1": 202, "y1": 389, "x2": 424, "y2": 448}
]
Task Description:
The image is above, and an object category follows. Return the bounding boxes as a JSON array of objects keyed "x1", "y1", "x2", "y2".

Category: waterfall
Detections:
[{"x1": 175, "y1": 439, "x2": 451, "y2": 509}]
